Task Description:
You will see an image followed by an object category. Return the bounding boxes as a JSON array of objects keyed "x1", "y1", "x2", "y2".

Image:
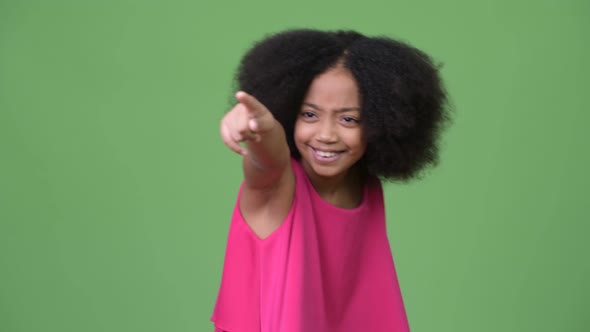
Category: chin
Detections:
[{"x1": 305, "y1": 159, "x2": 352, "y2": 179}]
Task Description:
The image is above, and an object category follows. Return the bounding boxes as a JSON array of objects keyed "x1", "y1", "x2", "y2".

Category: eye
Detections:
[
  {"x1": 341, "y1": 116, "x2": 360, "y2": 125},
  {"x1": 300, "y1": 111, "x2": 317, "y2": 119}
]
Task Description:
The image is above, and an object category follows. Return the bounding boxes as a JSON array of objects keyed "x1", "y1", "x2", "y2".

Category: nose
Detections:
[{"x1": 316, "y1": 120, "x2": 338, "y2": 143}]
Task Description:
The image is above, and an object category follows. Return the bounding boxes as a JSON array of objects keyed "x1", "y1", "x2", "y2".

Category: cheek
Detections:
[
  {"x1": 293, "y1": 122, "x2": 301, "y2": 142},
  {"x1": 294, "y1": 121, "x2": 312, "y2": 142},
  {"x1": 345, "y1": 130, "x2": 365, "y2": 150}
]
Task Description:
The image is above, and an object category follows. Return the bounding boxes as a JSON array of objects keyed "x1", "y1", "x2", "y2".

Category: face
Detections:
[{"x1": 294, "y1": 66, "x2": 366, "y2": 181}]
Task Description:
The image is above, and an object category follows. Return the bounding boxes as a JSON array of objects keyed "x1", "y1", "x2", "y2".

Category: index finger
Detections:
[{"x1": 235, "y1": 91, "x2": 267, "y2": 117}]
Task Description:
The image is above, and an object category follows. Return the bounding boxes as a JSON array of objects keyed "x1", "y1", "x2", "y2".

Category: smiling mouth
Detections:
[{"x1": 311, "y1": 147, "x2": 344, "y2": 162}]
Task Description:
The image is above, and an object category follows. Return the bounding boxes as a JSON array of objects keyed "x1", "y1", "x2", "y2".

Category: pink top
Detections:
[{"x1": 211, "y1": 158, "x2": 410, "y2": 332}]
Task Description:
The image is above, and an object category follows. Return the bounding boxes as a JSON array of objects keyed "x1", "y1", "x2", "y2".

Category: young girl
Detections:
[{"x1": 212, "y1": 29, "x2": 449, "y2": 332}]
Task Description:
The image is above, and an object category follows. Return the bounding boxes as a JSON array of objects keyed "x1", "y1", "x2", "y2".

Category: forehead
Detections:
[{"x1": 304, "y1": 67, "x2": 360, "y2": 108}]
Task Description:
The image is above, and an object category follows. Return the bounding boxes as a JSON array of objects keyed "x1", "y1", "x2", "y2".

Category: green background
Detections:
[{"x1": 1, "y1": 0, "x2": 588, "y2": 331}]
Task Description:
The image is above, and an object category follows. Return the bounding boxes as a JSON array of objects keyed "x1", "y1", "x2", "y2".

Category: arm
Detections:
[{"x1": 220, "y1": 91, "x2": 295, "y2": 239}]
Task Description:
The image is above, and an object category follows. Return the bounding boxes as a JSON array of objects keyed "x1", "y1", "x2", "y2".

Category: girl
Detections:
[{"x1": 212, "y1": 29, "x2": 449, "y2": 332}]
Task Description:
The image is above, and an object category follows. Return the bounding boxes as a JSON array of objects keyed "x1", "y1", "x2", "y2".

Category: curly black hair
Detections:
[{"x1": 235, "y1": 29, "x2": 450, "y2": 181}]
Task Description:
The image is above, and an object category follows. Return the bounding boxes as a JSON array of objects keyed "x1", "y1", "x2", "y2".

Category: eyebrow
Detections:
[{"x1": 302, "y1": 102, "x2": 361, "y2": 113}]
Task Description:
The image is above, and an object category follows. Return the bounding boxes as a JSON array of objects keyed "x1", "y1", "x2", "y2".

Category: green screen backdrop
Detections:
[{"x1": 1, "y1": 0, "x2": 588, "y2": 331}]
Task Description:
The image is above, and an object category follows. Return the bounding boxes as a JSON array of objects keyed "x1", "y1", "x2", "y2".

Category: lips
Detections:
[
  {"x1": 315, "y1": 150, "x2": 337, "y2": 157},
  {"x1": 311, "y1": 147, "x2": 344, "y2": 163}
]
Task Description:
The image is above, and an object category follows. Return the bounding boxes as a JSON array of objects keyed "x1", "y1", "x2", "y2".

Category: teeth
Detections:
[{"x1": 316, "y1": 150, "x2": 337, "y2": 157}]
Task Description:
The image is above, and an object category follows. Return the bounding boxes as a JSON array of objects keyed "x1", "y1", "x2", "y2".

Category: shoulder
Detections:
[{"x1": 364, "y1": 176, "x2": 385, "y2": 207}]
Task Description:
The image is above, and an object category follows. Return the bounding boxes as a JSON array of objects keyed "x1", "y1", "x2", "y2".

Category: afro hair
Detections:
[{"x1": 235, "y1": 29, "x2": 450, "y2": 181}]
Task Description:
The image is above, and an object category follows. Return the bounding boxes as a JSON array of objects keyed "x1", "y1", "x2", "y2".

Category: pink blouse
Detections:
[{"x1": 211, "y1": 158, "x2": 410, "y2": 332}]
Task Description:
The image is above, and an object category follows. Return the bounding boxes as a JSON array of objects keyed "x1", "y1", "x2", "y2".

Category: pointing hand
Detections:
[{"x1": 220, "y1": 91, "x2": 275, "y2": 155}]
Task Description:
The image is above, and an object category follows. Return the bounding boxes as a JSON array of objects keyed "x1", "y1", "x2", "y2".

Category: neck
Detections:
[{"x1": 305, "y1": 164, "x2": 366, "y2": 209}]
